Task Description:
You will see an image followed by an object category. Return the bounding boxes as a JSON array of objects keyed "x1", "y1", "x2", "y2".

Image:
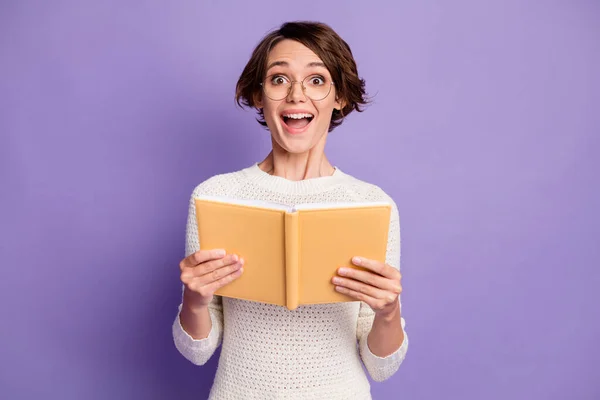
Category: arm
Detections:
[
  {"x1": 179, "y1": 286, "x2": 215, "y2": 340},
  {"x1": 356, "y1": 301, "x2": 408, "y2": 382},
  {"x1": 366, "y1": 301, "x2": 405, "y2": 358},
  {"x1": 172, "y1": 288, "x2": 224, "y2": 366},
  {"x1": 171, "y1": 190, "x2": 224, "y2": 365}
]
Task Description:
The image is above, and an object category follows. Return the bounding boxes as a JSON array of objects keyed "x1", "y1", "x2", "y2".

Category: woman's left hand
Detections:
[{"x1": 332, "y1": 256, "x2": 402, "y2": 318}]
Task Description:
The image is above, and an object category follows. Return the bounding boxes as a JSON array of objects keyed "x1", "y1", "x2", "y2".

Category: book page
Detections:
[
  {"x1": 195, "y1": 194, "x2": 292, "y2": 212},
  {"x1": 292, "y1": 201, "x2": 390, "y2": 211}
]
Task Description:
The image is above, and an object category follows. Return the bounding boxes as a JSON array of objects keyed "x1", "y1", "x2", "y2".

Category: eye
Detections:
[
  {"x1": 270, "y1": 75, "x2": 289, "y2": 85},
  {"x1": 307, "y1": 76, "x2": 325, "y2": 86}
]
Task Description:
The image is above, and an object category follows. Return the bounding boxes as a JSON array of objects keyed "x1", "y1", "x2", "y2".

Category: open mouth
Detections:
[{"x1": 281, "y1": 112, "x2": 314, "y2": 132}]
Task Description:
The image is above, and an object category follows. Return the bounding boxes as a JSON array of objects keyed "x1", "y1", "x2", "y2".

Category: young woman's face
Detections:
[{"x1": 258, "y1": 39, "x2": 343, "y2": 154}]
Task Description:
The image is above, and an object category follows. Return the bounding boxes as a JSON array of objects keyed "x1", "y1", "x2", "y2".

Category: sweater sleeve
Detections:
[
  {"x1": 172, "y1": 189, "x2": 224, "y2": 365},
  {"x1": 356, "y1": 195, "x2": 409, "y2": 381}
]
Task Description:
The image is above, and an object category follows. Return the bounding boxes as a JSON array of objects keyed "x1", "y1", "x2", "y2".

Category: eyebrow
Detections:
[{"x1": 266, "y1": 61, "x2": 327, "y2": 71}]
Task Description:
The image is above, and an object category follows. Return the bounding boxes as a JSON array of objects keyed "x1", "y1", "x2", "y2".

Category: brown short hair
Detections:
[{"x1": 235, "y1": 21, "x2": 369, "y2": 132}]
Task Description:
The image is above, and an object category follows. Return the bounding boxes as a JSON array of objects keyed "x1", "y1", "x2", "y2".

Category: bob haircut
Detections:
[{"x1": 235, "y1": 21, "x2": 369, "y2": 132}]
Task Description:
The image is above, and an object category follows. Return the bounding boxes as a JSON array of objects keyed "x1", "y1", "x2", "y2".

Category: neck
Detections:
[{"x1": 258, "y1": 139, "x2": 334, "y2": 181}]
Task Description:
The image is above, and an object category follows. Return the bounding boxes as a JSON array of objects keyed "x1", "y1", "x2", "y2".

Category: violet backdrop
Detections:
[{"x1": 1, "y1": 1, "x2": 598, "y2": 399}]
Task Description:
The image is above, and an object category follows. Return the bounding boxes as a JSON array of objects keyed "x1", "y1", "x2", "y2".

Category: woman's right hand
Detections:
[{"x1": 179, "y1": 249, "x2": 244, "y2": 310}]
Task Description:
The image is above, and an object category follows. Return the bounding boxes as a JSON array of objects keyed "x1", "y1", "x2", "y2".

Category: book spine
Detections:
[{"x1": 284, "y1": 211, "x2": 299, "y2": 310}]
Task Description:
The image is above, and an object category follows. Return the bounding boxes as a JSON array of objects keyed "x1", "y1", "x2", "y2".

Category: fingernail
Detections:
[
  {"x1": 352, "y1": 257, "x2": 361, "y2": 265},
  {"x1": 332, "y1": 277, "x2": 341, "y2": 284},
  {"x1": 231, "y1": 254, "x2": 238, "y2": 262},
  {"x1": 215, "y1": 249, "x2": 226, "y2": 257},
  {"x1": 240, "y1": 258, "x2": 245, "y2": 265},
  {"x1": 338, "y1": 268, "x2": 348, "y2": 275}
]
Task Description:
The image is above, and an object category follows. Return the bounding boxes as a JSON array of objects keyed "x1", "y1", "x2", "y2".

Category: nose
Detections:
[{"x1": 287, "y1": 81, "x2": 306, "y2": 102}]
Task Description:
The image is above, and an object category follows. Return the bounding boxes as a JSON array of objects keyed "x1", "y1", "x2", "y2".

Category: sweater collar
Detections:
[{"x1": 242, "y1": 162, "x2": 348, "y2": 194}]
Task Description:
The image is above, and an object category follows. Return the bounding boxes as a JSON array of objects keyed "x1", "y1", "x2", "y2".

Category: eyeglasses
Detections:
[{"x1": 260, "y1": 74, "x2": 334, "y2": 101}]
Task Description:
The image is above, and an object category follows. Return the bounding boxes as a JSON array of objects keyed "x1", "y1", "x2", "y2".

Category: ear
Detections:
[
  {"x1": 253, "y1": 92, "x2": 263, "y2": 109},
  {"x1": 334, "y1": 96, "x2": 346, "y2": 111}
]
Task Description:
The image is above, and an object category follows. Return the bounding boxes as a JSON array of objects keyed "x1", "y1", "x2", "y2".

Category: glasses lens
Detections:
[
  {"x1": 262, "y1": 75, "x2": 332, "y2": 101},
  {"x1": 303, "y1": 75, "x2": 332, "y2": 101},
  {"x1": 263, "y1": 75, "x2": 289, "y2": 100}
]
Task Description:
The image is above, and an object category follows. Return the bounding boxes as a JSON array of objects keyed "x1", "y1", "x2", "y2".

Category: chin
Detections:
[
  {"x1": 277, "y1": 131, "x2": 325, "y2": 155},
  {"x1": 267, "y1": 118, "x2": 328, "y2": 153},
  {"x1": 280, "y1": 141, "x2": 315, "y2": 154}
]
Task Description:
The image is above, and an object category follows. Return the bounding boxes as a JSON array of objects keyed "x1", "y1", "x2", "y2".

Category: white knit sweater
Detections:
[{"x1": 172, "y1": 163, "x2": 409, "y2": 399}]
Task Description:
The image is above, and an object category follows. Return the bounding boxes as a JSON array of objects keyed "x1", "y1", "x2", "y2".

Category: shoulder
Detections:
[
  {"x1": 337, "y1": 170, "x2": 398, "y2": 209},
  {"x1": 188, "y1": 166, "x2": 250, "y2": 199}
]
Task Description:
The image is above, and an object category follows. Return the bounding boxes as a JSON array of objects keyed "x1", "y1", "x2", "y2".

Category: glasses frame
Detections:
[{"x1": 259, "y1": 74, "x2": 335, "y2": 101}]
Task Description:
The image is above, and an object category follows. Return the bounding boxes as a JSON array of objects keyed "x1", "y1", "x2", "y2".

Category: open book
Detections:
[{"x1": 194, "y1": 195, "x2": 391, "y2": 310}]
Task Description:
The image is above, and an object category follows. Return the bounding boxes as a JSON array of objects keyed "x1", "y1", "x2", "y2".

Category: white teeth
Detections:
[{"x1": 283, "y1": 113, "x2": 314, "y2": 119}]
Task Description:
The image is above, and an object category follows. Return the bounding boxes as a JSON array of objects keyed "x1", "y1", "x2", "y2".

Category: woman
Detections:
[{"x1": 173, "y1": 21, "x2": 409, "y2": 399}]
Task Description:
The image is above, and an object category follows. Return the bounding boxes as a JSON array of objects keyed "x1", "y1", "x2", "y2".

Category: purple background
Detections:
[{"x1": 1, "y1": 1, "x2": 599, "y2": 399}]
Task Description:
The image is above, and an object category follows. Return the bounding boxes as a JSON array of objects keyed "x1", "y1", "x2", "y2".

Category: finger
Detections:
[
  {"x1": 192, "y1": 254, "x2": 241, "y2": 277},
  {"x1": 180, "y1": 248, "x2": 226, "y2": 270},
  {"x1": 333, "y1": 285, "x2": 385, "y2": 310},
  {"x1": 180, "y1": 255, "x2": 241, "y2": 283},
  {"x1": 337, "y1": 267, "x2": 402, "y2": 294},
  {"x1": 195, "y1": 258, "x2": 244, "y2": 285},
  {"x1": 332, "y1": 275, "x2": 390, "y2": 300},
  {"x1": 351, "y1": 256, "x2": 401, "y2": 281},
  {"x1": 191, "y1": 265, "x2": 244, "y2": 294}
]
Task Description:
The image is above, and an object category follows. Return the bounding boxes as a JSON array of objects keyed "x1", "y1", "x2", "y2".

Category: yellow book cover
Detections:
[{"x1": 194, "y1": 195, "x2": 391, "y2": 310}]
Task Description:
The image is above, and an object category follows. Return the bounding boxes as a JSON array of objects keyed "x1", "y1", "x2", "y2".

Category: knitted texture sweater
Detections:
[{"x1": 172, "y1": 163, "x2": 409, "y2": 399}]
